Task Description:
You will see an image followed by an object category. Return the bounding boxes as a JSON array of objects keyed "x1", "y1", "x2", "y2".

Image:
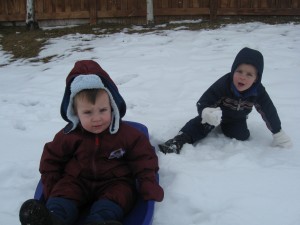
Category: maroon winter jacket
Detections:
[{"x1": 39, "y1": 121, "x2": 163, "y2": 202}]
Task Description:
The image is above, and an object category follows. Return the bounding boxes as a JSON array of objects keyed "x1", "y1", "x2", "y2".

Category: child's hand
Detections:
[
  {"x1": 272, "y1": 129, "x2": 293, "y2": 149},
  {"x1": 201, "y1": 107, "x2": 222, "y2": 126},
  {"x1": 139, "y1": 179, "x2": 164, "y2": 202}
]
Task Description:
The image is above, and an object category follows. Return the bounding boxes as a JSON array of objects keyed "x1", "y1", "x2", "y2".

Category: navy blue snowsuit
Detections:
[{"x1": 181, "y1": 47, "x2": 281, "y2": 142}]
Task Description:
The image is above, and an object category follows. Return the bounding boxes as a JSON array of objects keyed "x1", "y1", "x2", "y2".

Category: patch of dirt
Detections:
[{"x1": 0, "y1": 16, "x2": 299, "y2": 62}]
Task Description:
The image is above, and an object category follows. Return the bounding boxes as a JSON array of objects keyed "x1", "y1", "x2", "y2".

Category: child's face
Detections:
[
  {"x1": 75, "y1": 90, "x2": 112, "y2": 134},
  {"x1": 233, "y1": 64, "x2": 258, "y2": 92}
]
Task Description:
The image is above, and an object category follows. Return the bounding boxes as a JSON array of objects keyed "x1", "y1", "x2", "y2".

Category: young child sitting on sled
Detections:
[
  {"x1": 159, "y1": 47, "x2": 292, "y2": 154},
  {"x1": 19, "y1": 60, "x2": 164, "y2": 225}
]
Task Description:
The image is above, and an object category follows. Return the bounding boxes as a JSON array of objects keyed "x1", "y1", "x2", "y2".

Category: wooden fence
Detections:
[{"x1": 1, "y1": 0, "x2": 300, "y2": 25}]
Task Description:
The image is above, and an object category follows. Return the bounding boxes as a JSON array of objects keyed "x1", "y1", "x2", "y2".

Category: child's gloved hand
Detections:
[
  {"x1": 139, "y1": 179, "x2": 164, "y2": 202},
  {"x1": 201, "y1": 107, "x2": 222, "y2": 126},
  {"x1": 272, "y1": 129, "x2": 293, "y2": 148}
]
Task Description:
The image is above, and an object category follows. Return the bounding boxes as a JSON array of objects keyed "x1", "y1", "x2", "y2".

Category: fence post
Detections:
[
  {"x1": 210, "y1": 0, "x2": 218, "y2": 20},
  {"x1": 26, "y1": 0, "x2": 39, "y2": 30},
  {"x1": 89, "y1": 0, "x2": 97, "y2": 25},
  {"x1": 146, "y1": 0, "x2": 154, "y2": 25}
]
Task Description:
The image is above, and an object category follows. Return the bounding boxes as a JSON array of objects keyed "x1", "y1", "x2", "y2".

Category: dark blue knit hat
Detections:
[{"x1": 231, "y1": 47, "x2": 264, "y2": 83}]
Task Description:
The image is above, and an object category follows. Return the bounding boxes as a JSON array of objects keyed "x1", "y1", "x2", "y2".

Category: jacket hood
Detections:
[
  {"x1": 231, "y1": 47, "x2": 264, "y2": 83},
  {"x1": 230, "y1": 47, "x2": 264, "y2": 97},
  {"x1": 60, "y1": 60, "x2": 126, "y2": 133}
]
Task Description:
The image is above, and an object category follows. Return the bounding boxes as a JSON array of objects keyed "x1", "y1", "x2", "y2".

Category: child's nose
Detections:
[
  {"x1": 92, "y1": 113, "x2": 102, "y2": 121},
  {"x1": 240, "y1": 73, "x2": 246, "y2": 79}
]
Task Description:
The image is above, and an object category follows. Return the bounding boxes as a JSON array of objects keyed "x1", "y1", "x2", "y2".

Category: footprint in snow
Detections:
[
  {"x1": 115, "y1": 74, "x2": 139, "y2": 85},
  {"x1": 19, "y1": 100, "x2": 40, "y2": 107},
  {"x1": 13, "y1": 121, "x2": 26, "y2": 131}
]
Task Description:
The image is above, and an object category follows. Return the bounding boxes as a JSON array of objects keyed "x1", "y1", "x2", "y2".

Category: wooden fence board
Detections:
[
  {"x1": 192, "y1": 0, "x2": 199, "y2": 7},
  {"x1": 292, "y1": 0, "x2": 300, "y2": 8},
  {"x1": 161, "y1": 0, "x2": 169, "y2": 8},
  {"x1": 217, "y1": 0, "x2": 300, "y2": 15}
]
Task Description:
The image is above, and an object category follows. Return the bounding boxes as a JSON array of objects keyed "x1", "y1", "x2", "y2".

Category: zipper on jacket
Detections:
[
  {"x1": 95, "y1": 135, "x2": 100, "y2": 146},
  {"x1": 237, "y1": 99, "x2": 241, "y2": 111},
  {"x1": 92, "y1": 135, "x2": 100, "y2": 181}
]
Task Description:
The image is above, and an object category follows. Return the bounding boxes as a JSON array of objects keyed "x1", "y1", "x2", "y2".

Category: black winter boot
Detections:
[
  {"x1": 19, "y1": 199, "x2": 65, "y2": 225},
  {"x1": 158, "y1": 132, "x2": 192, "y2": 154},
  {"x1": 19, "y1": 199, "x2": 53, "y2": 225}
]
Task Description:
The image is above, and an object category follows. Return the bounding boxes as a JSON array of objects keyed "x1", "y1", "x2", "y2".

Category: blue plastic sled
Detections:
[{"x1": 34, "y1": 121, "x2": 156, "y2": 225}]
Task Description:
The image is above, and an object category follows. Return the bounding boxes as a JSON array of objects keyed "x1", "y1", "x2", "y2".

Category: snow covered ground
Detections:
[{"x1": 0, "y1": 21, "x2": 300, "y2": 225}]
